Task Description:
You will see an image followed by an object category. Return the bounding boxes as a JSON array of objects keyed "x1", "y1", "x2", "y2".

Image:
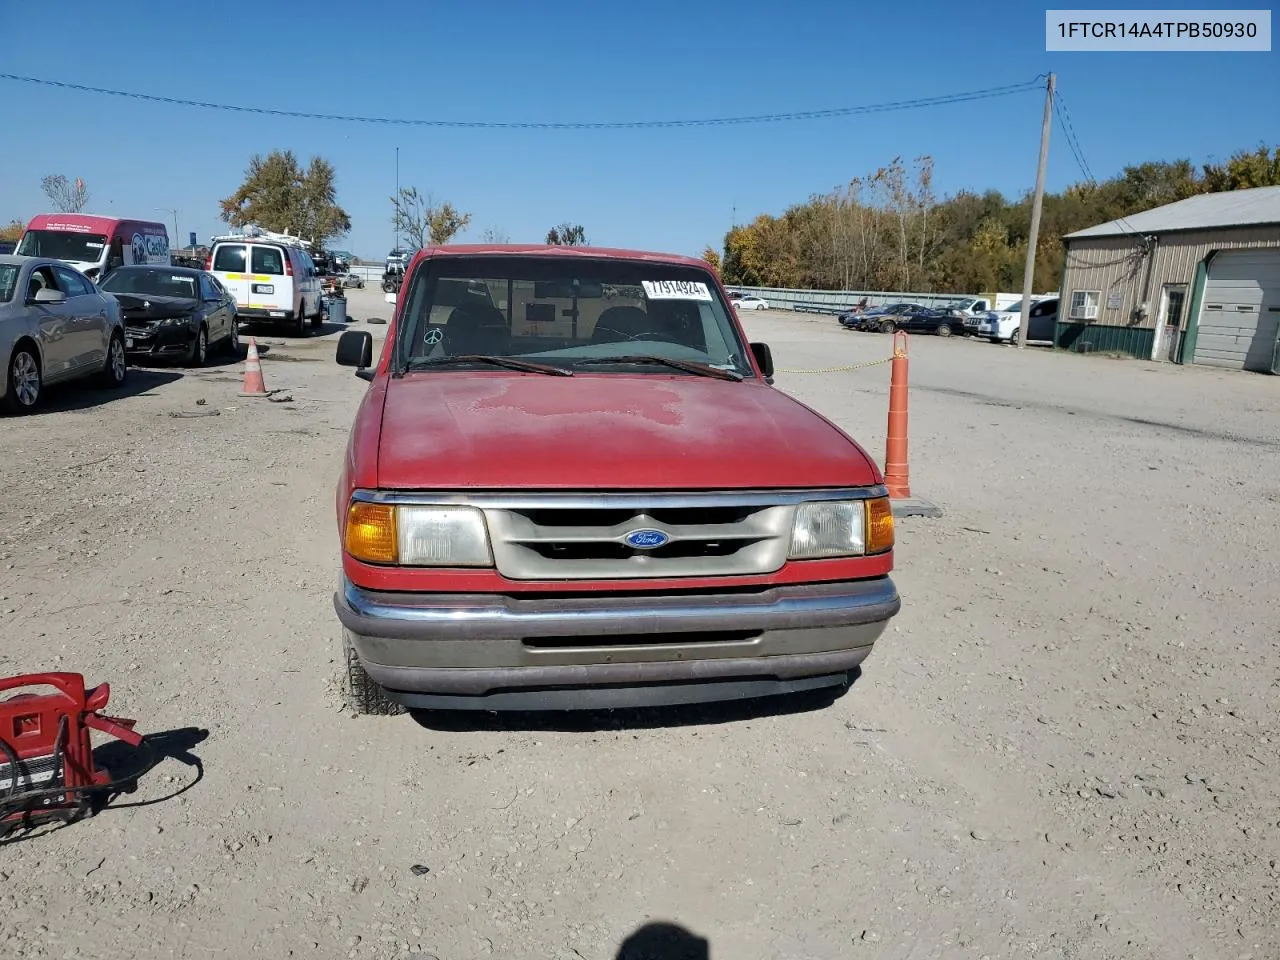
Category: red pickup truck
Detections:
[{"x1": 332, "y1": 245, "x2": 900, "y2": 714}]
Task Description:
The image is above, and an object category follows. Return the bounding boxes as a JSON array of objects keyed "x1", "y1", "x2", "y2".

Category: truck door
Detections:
[
  {"x1": 212, "y1": 243, "x2": 250, "y2": 310},
  {"x1": 26, "y1": 265, "x2": 79, "y2": 379},
  {"x1": 248, "y1": 243, "x2": 290, "y2": 316},
  {"x1": 52, "y1": 264, "x2": 107, "y2": 369}
]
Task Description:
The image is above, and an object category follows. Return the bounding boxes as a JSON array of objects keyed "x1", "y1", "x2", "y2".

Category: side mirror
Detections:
[
  {"x1": 336, "y1": 329, "x2": 374, "y2": 373},
  {"x1": 31, "y1": 287, "x2": 67, "y2": 304},
  {"x1": 750, "y1": 341, "x2": 773, "y2": 379}
]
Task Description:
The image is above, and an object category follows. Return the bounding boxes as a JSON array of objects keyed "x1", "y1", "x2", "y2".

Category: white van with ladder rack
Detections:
[{"x1": 207, "y1": 226, "x2": 323, "y2": 335}]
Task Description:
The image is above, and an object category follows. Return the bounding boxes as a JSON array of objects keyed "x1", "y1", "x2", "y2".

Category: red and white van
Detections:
[{"x1": 16, "y1": 214, "x2": 171, "y2": 282}]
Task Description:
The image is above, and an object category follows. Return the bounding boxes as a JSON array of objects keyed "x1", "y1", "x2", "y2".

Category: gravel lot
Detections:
[{"x1": 1, "y1": 293, "x2": 1276, "y2": 960}]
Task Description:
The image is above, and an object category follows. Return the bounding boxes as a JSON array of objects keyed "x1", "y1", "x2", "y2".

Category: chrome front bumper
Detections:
[{"x1": 334, "y1": 576, "x2": 900, "y2": 708}]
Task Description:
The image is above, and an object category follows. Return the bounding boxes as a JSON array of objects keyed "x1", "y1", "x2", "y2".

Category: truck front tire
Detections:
[{"x1": 342, "y1": 636, "x2": 404, "y2": 716}]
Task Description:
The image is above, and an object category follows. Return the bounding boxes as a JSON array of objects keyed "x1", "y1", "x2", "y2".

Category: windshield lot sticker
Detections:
[{"x1": 642, "y1": 280, "x2": 713, "y2": 301}]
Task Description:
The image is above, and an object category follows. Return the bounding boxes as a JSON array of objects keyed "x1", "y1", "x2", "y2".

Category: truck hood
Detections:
[{"x1": 375, "y1": 373, "x2": 880, "y2": 490}]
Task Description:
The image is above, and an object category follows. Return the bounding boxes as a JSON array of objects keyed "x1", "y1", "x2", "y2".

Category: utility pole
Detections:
[
  {"x1": 156, "y1": 207, "x2": 179, "y2": 252},
  {"x1": 394, "y1": 146, "x2": 400, "y2": 252},
  {"x1": 1016, "y1": 73, "x2": 1054, "y2": 349}
]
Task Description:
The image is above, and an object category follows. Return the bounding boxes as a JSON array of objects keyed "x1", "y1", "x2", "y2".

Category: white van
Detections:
[{"x1": 208, "y1": 228, "x2": 323, "y2": 335}]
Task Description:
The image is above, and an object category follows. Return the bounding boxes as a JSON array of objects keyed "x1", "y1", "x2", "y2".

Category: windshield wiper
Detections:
[
  {"x1": 575, "y1": 355, "x2": 743, "y2": 381},
  {"x1": 406, "y1": 355, "x2": 573, "y2": 376}
]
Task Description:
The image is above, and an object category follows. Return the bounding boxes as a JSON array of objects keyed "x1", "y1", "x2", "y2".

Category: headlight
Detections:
[
  {"x1": 345, "y1": 502, "x2": 493, "y2": 567},
  {"x1": 788, "y1": 497, "x2": 894, "y2": 559}
]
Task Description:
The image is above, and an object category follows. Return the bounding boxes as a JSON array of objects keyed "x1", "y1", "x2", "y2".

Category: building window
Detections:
[{"x1": 1069, "y1": 290, "x2": 1100, "y2": 321}]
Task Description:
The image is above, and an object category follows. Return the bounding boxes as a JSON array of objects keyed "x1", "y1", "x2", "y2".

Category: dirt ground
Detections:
[{"x1": 1, "y1": 291, "x2": 1276, "y2": 960}]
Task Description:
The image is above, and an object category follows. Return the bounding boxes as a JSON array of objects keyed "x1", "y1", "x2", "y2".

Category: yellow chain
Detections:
[{"x1": 775, "y1": 355, "x2": 895, "y2": 375}]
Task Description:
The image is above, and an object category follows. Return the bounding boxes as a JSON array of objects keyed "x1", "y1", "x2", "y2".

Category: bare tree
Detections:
[
  {"x1": 480, "y1": 226, "x2": 511, "y2": 244},
  {"x1": 391, "y1": 187, "x2": 471, "y2": 249},
  {"x1": 390, "y1": 187, "x2": 432, "y2": 250},
  {"x1": 41, "y1": 174, "x2": 90, "y2": 213}
]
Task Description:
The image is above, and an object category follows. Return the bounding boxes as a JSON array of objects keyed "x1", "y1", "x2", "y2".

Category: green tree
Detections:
[
  {"x1": 546, "y1": 223, "x2": 587, "y2": 245},
  {"x1": 220, "y1": 150, "x2": 351, "y2": 242},
  {"x1": 296, "y1": 157, "x2": 351, "y2": 242},
  {"x1": 1202, "y1": 144, "x2": 1280, "y2": 191},
  {"x1": 701, "y1": 246, "x2": 722, "y2": 272},
  {"x1": 428, "y1": 202, "x2": 471, "y2": 245}
]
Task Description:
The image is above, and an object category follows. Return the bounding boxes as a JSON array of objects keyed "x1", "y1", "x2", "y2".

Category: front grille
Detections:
[{"x1": 484, "y1": 501, "x2": 794, "y2": 580}]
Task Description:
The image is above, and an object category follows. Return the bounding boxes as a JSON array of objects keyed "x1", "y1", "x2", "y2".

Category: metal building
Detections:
[{"x1": 1057, "y1": 186, "x2": 1280, "y2": 372}]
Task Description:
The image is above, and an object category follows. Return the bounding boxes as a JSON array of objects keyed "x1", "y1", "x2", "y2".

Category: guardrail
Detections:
[
  {"x1": 792, "y1": 302, "x2": 847, "y2": 316},
  {"x1": 723, "y1": 285, "x2": 974, "y2": 312}
]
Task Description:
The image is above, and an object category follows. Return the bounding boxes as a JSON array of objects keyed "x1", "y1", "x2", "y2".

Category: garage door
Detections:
[{"x1": 1193, "y1": 249, "x2": 1280, "y2": 371}]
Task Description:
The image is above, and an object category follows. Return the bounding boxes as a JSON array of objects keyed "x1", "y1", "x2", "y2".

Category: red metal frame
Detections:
[{"x1": 0, "y1": 673, "x2": 142, "y2": 832}]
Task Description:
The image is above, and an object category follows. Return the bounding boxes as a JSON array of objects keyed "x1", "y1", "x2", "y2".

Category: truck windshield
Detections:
[
  {"x1": 16, "y1": 230, "x2": 109, "y2": 264},
  {"x1": 396, "y1": 257, "x2": 753, "y2": 377}
]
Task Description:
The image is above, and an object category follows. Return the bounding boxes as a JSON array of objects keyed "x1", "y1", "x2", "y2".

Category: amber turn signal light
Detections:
[
  {"x1": 346, "y1": 502, "x2": 398, "y2": 564},
  {"x1": 865, "y1": 497, "x2": 895, "y2": 554}
]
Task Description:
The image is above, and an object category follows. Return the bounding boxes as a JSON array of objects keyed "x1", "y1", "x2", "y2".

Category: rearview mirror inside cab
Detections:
[
  {"x1": 336, "y1": 330, "x2": 374, "y2": 380},
  {"x1": 533, "y1": 279, "x2": 604, "y2": 299}
]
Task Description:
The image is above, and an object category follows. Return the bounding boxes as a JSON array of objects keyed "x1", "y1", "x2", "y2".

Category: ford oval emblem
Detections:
[{"x1": 624, "y1": 528, "x2": 669, "y2": 549}]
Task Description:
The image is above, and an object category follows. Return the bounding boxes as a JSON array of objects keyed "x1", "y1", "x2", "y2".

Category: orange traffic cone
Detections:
[
  {"x1": 239, "y1": 337, "x2": 269, "y2": 397},
  {"x1": 883, "y1": 331, "x2": 941, "y2": 518}
]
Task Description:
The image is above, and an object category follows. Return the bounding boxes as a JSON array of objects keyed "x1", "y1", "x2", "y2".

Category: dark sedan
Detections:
[
  {"x1": 99, "y1": 266, "x2": 240, "y2": 366},
  {"x1": 840, "y1": 303, "x2": 924, "y2": 333},
  {"x1": 892, "y1": 304, "x2": 967, "y2": 337}
]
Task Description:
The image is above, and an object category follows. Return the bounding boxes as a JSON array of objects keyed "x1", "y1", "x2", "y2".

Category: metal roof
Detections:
[{"x1": 1064, "y1": 186, "x2": 1280, "y2": 240}]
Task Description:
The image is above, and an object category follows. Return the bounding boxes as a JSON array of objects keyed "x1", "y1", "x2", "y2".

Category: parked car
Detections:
[
  {"x1": 732, "y1": 294, "x2": 769, "y2": 310},
  {"x1": 892, "y1": 304, "x2": 966, "y2": 337},
  {"x1": 207, "y1": 227, "x2": 323, "y2": 335},
  {"x1": 969, "y1": 297, "x2": 1059, "y2": 343},
  {"x1": 342, "y1": 272, "x2": 365, "y2": 289},
  {"x1": 844, "y1": 302, "x2": 927, "y2": 333},
  {"x1": 836, "y1": 298, "x2": 873, "y2": 324},
  {"x1": 0, "y1": 254, "x2": 128, "y2": 413},
  {"x1": 99, "y1": 265, "x2": 239, "y2": 365},
  {"x1": 330, "y1": 245, "x2": 901, "y2": 714},
  {"x1": 964, "y1": 298, "x2": 1033, "y2": 339}
]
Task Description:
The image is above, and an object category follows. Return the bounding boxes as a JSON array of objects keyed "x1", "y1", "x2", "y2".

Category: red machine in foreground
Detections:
[{"x1": 0, "y1": 673, "x2": 146, "y2": 836}]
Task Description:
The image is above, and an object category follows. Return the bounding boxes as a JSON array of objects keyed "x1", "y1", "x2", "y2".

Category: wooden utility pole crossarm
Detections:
[{"x1": 1016, "y1": 73, "x2": 1055, "y2": 349}]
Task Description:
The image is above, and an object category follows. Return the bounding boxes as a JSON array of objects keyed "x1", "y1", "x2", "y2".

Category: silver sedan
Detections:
[{"x1": 0, "y1": 254, "x2": 128, "y2": 414}]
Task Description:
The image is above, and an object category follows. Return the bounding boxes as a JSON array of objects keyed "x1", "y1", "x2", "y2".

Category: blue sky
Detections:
[{"x1": 1, "y1": 1, "x2": 1275, "y2": 259}]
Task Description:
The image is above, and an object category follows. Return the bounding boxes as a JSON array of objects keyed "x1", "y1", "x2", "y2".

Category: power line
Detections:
[
  {"x1": 1053, "y1": 92, "x2": 1099, "y2": 186},
  {"x1": 1052, "y1": 99, "x2": 1094, "y2": 187},
  {"x1": 0, "y1": 72, "x2": 1045, "y2": 130},
  {"x1": 1054, "y1": 91, "x2": 1145, "y2": 240}
]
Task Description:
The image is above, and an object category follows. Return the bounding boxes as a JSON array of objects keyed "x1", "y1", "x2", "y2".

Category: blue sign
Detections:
[
  {"x1": 189, "y1": 232, "x2": 197, "y2": 248},
  {"x1": 624, "y1": 529, "x2": 669, "y2": 549}
]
